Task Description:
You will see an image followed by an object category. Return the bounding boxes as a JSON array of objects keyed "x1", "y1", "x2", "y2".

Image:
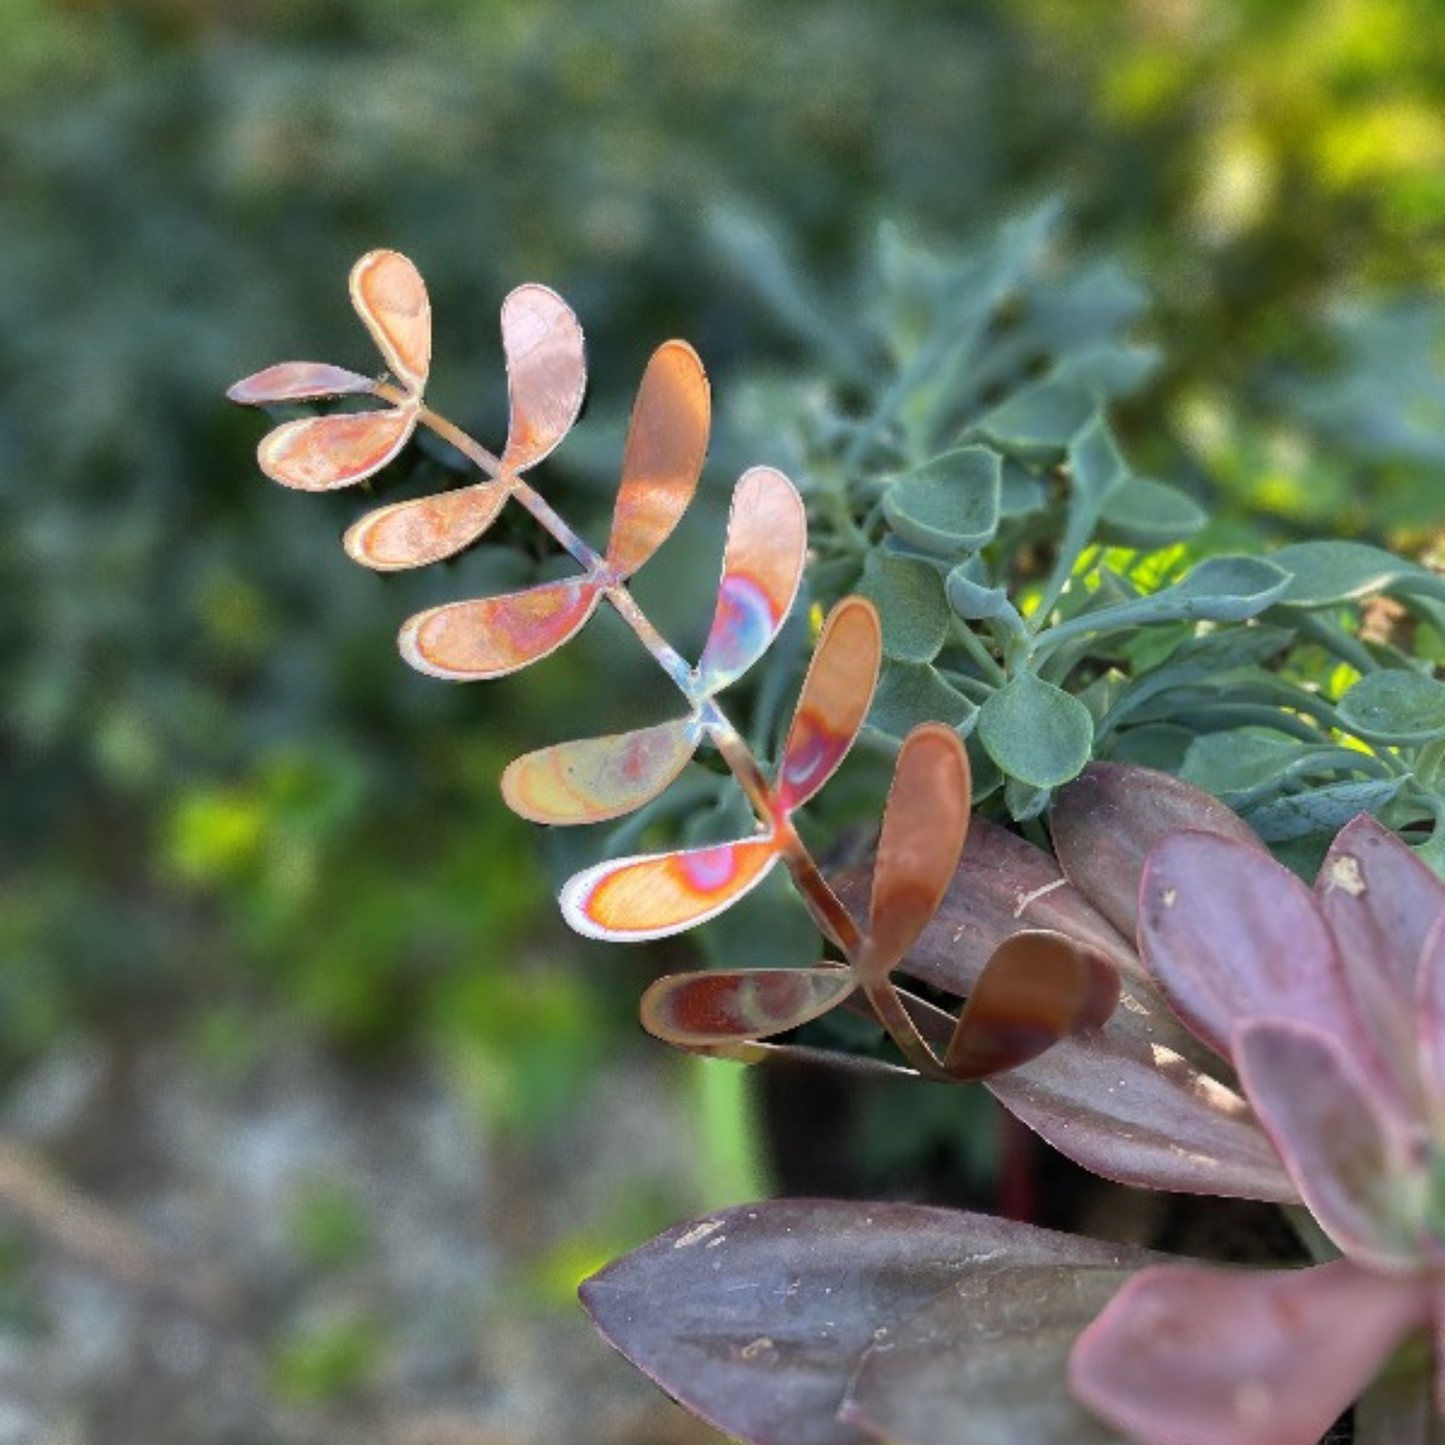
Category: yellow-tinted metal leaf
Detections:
[
  {"x1": 343, "y1": 479, "x2": 512, "y2": 571},
  {"x1": 641, "y1": 966, "x2": 856, "y2": 1046},
  {"x1": 398, "y1": 577, "x2": 601, "y2": 680},
  {"x1": 349, "y1": 250, "x2": 430, "y2": 393},
  {"x1": 605, "y1": 341, "x2": 709, "y2": 577},
  {"x1": 257, "y1": 406, "x2": 417, "y2": 491},
  {"x1": 775, "y1": 596, "x2": 882, "y2": 812},
  {"x1": 498, "y1": 284, "x2": 587, "y2": 471},
  {"x1": 561, "y1": 835, "x2": 780, "y2": 941},
  {"x1": 694, "y1": 467, "x2": 807, "y2": 696},
  {"x1": 863, "y1": 725, "x2": 971, "y2": 975},
  {"x1": 944, "y1": 931, "x2": 1120, "y2": 1080},
  {"x1": 501, "y1": 716, "x2": 700, "y2": 825}
]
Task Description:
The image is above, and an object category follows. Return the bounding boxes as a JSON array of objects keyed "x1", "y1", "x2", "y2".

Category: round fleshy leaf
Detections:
[
  {"x1": 398, "y1": 577, "x2": 601, "y2": 681},
  {"x1": 977, "y1": 673, "x2": 1094, "y2": 791},
  {"x1": 349, "y1": 250, "x2": 430, "y2": 393},
  {"x1": 500, "y1": 716, "x2": 700, "y2": 825},
  {"x1": 775, "y1": 597, "x2": 882, "y2": 813},
  {"x1": 944, "y1": 931, "x2": 1119, "y2": 1080},
  {"x1": 1271, "y1": 539, "x2": 1436, "y2": 608},
  {"x1": 498, "y1": 284, "x2": 587, "y2": 471},
  {"x1": 227, "y1": 361, "x2": 376, "y2": 405},
  {"x1": 606, "y1": 341, "x2": 710, "y2": 577},
  {"x1": 694, "y1": 467, "x2": 807, "y2": 696},
  {"x1": 1097, "y1": 476, "x2": 1206, "y2": 548},
  {"x1": 863, "y1": 725, "x2": 970, "y2": 973},
  {"x1": 857, "y1": 551, "x2": 950, "y2": 663},
  {"x1": 1418, "y1": 916, "x2": 1445, "y2": 1111},
  {"x1": 561, "y1": 835, "x2": 780, "y2": 942},
  {"x1": 881, "y1": 446, "x2": 1002, "y2": 556},
  {"x1": 1072, "y1": 1259, "x2": 1432, "y2": 1445},
  {"x1": 1337, "y1": 669, "x2": 1445, "y2": 745},
  {"x1": 257, "y1": 406, "x2": 417, "y2": 491},
  {"x1": 641, "y1": 966, "x2": 856, "y2": 1046},
  {"x1": 343, "y1": 479, "x2": 512, "y2": 570},
  {"x1": 1236, "y1": 1019, "x2": 1423, "y2": 1268}
]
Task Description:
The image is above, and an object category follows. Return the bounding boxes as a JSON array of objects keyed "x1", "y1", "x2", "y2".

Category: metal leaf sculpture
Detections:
[
  {"x1": 344, "y1": 285, "x2": 586, "y2": 570},
  {"x1": 227, "y1": 249, "x2": 1122, "y2": 1086},
  {"x1": 397, "y1": 337, "x2": 708, "y2": 680},
  {"x1": 229, "y1": 250, "x2": 431, "y2": 491},
  {"x1": 501, "y1": 464, "x2": 806, "y2": 824}
]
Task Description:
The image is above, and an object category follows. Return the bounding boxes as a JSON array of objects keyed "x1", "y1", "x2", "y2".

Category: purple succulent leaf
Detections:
[
  {"x1": 1139, "y1": 831, "x2": 1387, "y2": 1077},
  {"x1": 1319, "y1": 813, "x2": 1445, "y2": 1114},
  {"x1": 581, "y1": 1201, "x2": 1139, "y2": 1445},
  {"x1": 1236, "y1": 1019, "x2": 1425, "y2": 1268},
  {"x1": 841, "y1": 1256, "x2": 1156, "y2": 1445},
  {"x1": 985, "y1": 985, "x2": 1296, "y2": 1200},
  {"x1": 1070, "y1": 1259, "x2": 1433, "y2": 1445},
  {"x1": 1052, "y1": 761, "x2": 1265, "y2": 944},
  {"x1": 1418, "y1": 914, "x2": 1445, "y2": 1110},
  {"x1": 1354, "y1": 1352, "x2": 1444, "y2": 1445}
]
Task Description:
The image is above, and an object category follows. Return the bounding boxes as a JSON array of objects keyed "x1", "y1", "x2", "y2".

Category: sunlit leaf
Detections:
[
  {"x1": 226, "y1": 361, "x2": 376, "y2": 404},
  {"x1": 398, "y1": 576, "x2": 601, "y2": 680},
  {"x1": 864, "y1": 725, "x2": 970, "y2": 971},
  {"x1": 694, "y1": 467, "x2": 807, "y2": 695},
  {"x1": 349, "y1": 250, "x2": 430, "y2": 393},
  {"x1": 560, "y1": 835, "x2": 780, "y2": 941},
  {"x1": 945, "y1": 932, "x2": 1119, "y2": 1079},
  {"x1": 343, "y1": 478, "x2": 512, "y2": 570},
  {"x1": 500, "y1": 715, "x2": 699, "y2": 825},
  {"x1": 606, "y1": 340, "x2": 710, "y2": 576},
  {"x1": 257, "y1": 406, "x2": 418, "y2": 491},
  {"x1": 775, "y1": 597, "x2": 881, "y2": 811},
  {"x1": 640, "y1": 966, "x2": 856, "y2": 1045},
  {"x1": 498, "y1": 283, "x2": 587, "y2": 470}
]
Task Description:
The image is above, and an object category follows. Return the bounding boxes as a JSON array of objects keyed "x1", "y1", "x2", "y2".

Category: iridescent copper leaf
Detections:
[
  {"x1": 257, "y1": 406, "x2": 418, "y2": 491},
  {"x1": 498, "y1": 284, "x2": 587, "y2": 471},
  {"x1": 227, "y1": 361, "x2": 376, "y2": 405},
  {"x1": 500, "y1": 715, "x2": 700, "y2": 825},
  {"x1": 398, "y1": 576, "x2": 600, "y2": 681},
  {"x1": 775, "y1": 597, "x2": 882, "y2": 813},
  {"x1": 863, "y1": 724, "x2": 971, "y2": 974},
  {"x1": 640, "y1": 966, "x2": 856, "y2": 1046},
  {"x1": 560, "y1": 835, "x2": 780, "y2": 941},
  {"x1": 944, "y1": 931, "x2": 1120, "y2": 1080},
  {"x1": 605, "y1": 340, "x2": 710, "y2": 577},
  {"x1": 343, "y1": 479, "x2": 512, "y2": 571},
  {"x1": 694, "y1": 467, "x2": 807, "y2": 696},
  {"x1": 349, "y1": 250, "x2": 430, "y2": 393}
]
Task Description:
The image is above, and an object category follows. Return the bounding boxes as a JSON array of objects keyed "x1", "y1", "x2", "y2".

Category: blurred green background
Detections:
[{"x1": 3, "y1": 0, "x2": 1443, "y2": 1440}]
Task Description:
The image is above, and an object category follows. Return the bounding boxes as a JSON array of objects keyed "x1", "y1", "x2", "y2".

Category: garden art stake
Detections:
[{"x1": 233, "y1": 248, "x2": 1445, "y2": 1445}]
